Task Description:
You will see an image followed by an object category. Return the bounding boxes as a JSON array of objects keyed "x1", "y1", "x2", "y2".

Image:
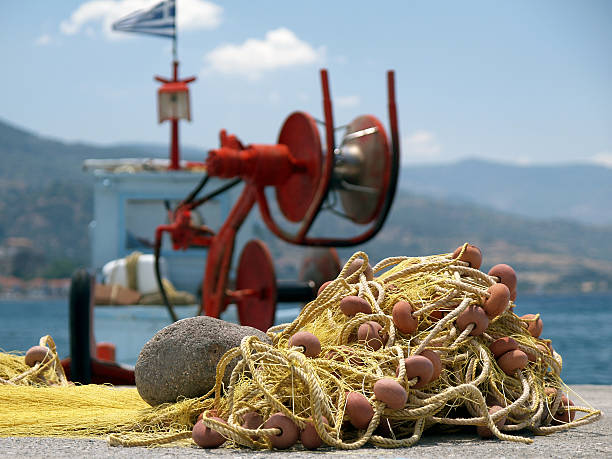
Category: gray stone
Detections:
[{"x1": 135, "y1": 316, "x2": 270, "y2": 406}]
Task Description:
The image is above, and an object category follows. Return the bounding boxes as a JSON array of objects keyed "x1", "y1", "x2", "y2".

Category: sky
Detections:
[{"x1": 1, "y1": 0, "x2": 610, "y2": 166}]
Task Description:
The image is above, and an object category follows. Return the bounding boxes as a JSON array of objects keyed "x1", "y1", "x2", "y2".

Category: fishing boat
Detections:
[{"x1": 61, "y1": 0, "x2": 401, "y2": 385}]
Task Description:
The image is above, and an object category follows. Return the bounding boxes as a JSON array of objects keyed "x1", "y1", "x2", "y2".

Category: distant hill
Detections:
[
  {"x1": 0, "y1": 118, "x2": 206, "y2": 190},
  {"x1": 0, "y1": 118, "x2": 152, "y2": 188},
  {"x1": 0, "y1": 118, "x2": 610, "y2": 292},
  {"x1": 261, "y1": 193, "x2": 612, "y2": 294},
  {"x1": 399, "y1": 159, "x2": 612, "y2": 226}
]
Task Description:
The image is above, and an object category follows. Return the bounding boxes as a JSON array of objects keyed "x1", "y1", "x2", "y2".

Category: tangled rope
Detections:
[
  {"x1": 0, "y1": 335, "x2": 68, "y2": 387},
  {"x1": 115, "y1": 244, "x2": 602, "y2": 449},
  {"x1": 0, "y1": 245, "x2": 602, "y2": 449}
]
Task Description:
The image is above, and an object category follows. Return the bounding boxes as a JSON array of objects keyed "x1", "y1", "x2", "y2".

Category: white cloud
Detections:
[
  {"x1": 590, "y1": 152, "x2": 612, "y2": 168},
  {"x1": 402, "y1": 130, "x2": 441, "y2": 162},
  {"x1": 35, "y1": 34, "x2": 52, "y2": 46},
  {"x1": 202, "y1": 28, "x2": 324, "y2": 80},
  {"x1": 175, "y1": 0, "x2": 221, "y2": 31},
  {"x1": 60, "y1": 0, "x2": 222, "y2": 40},
  {"x1": 335, "y1": 95, "x2": 360, "y2": 108}
]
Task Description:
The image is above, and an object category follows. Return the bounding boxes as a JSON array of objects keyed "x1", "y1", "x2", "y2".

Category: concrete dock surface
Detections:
[{"x1": 1, "y1": 385, "x2": 609, "y2": 458}]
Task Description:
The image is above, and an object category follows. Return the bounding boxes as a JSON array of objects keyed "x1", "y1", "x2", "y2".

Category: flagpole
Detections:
[
  {"x1": 170, "y1": 0, "x2": 179, "y2": 169},
  {"x1": 172, "y1": 0, "x2": 177, "y2": 63},
  {"x1": 113, "y1": 0, "x2": 191, "y2": 170}
]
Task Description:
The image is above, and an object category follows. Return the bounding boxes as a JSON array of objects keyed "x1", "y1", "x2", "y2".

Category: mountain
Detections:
[
  {"x1": 0, "y1": 118, "x2": 207, "y2": 191},
  {"x1": 0, "y1": 118, "x2": 610, "y2": 292},
  {"x1": 0, "y1": 119, "x2": 157, "y2": 189},
  {"x1": 262, "y1": 193, "x2": 612, "y2": 294},
  {"x1": 399, "y1": 159, "x2": 612, "y2": 226}
]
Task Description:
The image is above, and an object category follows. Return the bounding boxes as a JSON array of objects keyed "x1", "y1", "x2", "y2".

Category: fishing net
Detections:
[{"x1": 0, "y1": 245, "x2": 602, "y2": 450}]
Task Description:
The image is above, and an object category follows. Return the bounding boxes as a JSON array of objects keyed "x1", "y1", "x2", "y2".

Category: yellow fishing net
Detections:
[{"x1": 0, "y1": 245, "x2": 602, "y2": 450}]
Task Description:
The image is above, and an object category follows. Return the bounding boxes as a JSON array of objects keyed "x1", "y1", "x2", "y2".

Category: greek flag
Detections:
[{"x1": 112, "y1": 0, "x2": 175, "y2": 38}]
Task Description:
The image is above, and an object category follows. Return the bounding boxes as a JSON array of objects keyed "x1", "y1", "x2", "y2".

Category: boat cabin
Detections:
[{"x1": 83, "y1": 158, "x2": 233, "y2": 295}]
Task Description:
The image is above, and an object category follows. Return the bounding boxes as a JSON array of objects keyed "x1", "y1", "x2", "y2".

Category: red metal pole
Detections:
[
  {"x1": 199, "y1": 185, "x2": 258, "y2": 317},
  {"x1": 170, "y1": 118, "x2": 179, "y2": 170},
  {"x1": 168, "y1": 60, "x2": 180, "y2": 170}
]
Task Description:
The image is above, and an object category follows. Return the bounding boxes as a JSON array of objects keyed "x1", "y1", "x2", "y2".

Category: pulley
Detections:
[
  {"x1": 333, "y1": 115, "x2": 391, "y2": 224},
  {"x1": 275, "y1": 112, "x2": 323, "y2": 223},
  {"x1": 255, "y1": 70, "x2": 399, "y2": 246}
]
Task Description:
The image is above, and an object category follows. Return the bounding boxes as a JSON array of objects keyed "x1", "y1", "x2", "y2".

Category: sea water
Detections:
[{"x1": 0, "y1": 294, "x2": 610, "y2": 384}]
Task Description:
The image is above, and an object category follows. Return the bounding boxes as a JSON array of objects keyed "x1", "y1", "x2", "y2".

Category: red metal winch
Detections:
[{"x1": 154, "y1": 69, "x2": 400, "y2": 331}]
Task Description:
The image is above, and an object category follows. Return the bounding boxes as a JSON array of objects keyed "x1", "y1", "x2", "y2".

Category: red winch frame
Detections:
[{"x1": 155, "y1": 69, "x2": 400, "y2": 330}]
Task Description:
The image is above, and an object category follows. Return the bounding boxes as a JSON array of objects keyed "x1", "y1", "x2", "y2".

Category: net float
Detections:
[
  {"x1": 544, "y1": 386, "x2": 558, "y2": 398},
  {"x1": 373, "y1": 377, "x2": 407, "y2": 410},
  {"x1": 497, "y1": 349, "x2": 528, "y2": 376},
  {"x1": 339, "y1": 296, "x2": 372, "y2": 317},
  {"x1": 346, "y1": 392, "x2": 374, "y2": 429},
  {"x1": 343, "y1": 258, "x2": 374, "y2": 282},
  {"x1": 558, "y1": 397, "x2": 576, "y2": 424},
  {"x1": 317, "y1": 280, "x2": 332, "y2": 296},
  {"x1": 545, "y1": 340, "x2": 554, "y2": 354},
  {"x1": 488, "y1": 264, "x2": 517, "y2": 292},
  {"x1": 452, "y1": 244, "x2": 482, "y2": 269},
  {"x1": 526, "y1": 349, "x2": 537, "y2": 363},
  {"x1": 196, "y1": 409, "x2": 218, "y2": 423},
  {"x1": 242, "y1": 411, "x2": 263, "y2": 430},
  {"x1": 488, "y1": 337, "x2": 519, "y2": 359},
  {"x1": 419, "y1": 349, "x2": 442, "y2": 381},
  {"x1": 288, "y1": 331, "x2": 321, "y2": 357},
  {"x1": 456, "y1": 305, "x2": 489, "y2": 336},
  {"x1": 552, "y1": 396, "x2": 576, "y2": 424},
  {"x1": 544, "y1": 388, "x2": 575, "y2": 424},
  {"x1": 24, "y1": 345, "x2": 51, "y2": 367},
  {"x1": 300, "y1": 416, "x2": 328, "y2": 450},
  {"x1": 482, "y1": 283, "x2": 510, "y2": 319},
  {"x1": 476, "y1": 405, "x2": 506, "y2": 438},
  {"x1": 264, "y1": 412, "x2": 300, "y2": 449},
  {"x1": 357, "y1": 321, "x2": 387, "y2": 350},
  {"x1": 396, "y1": 355, "x2": 434, "y2": 389},
  {"x1": 559, "y1": 396, "x2": 576, "y2": 422},
  {"x1": 526, "y1": 343, "x2": 552, "y2": 362},
  {"x1": 392, "y1": 300, "x2": 419, "y2": 334},
  {"x1": 430, "y1": 309, "x2": 446, "y2": 321},
  {"x1": 510, "y1": 289, "x2": 517, "y2": 302},
  {"x1": 520, "y1": 314, "x2": 543, "y2": 338},
  {"x1": 192, "y1": 416, "x2": 227, "y2": 448}
]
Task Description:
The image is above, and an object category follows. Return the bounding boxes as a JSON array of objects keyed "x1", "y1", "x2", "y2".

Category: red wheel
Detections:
[
  {"x1": 236, "y1": 240, "x2": 277, "y2": 331},
  {"x1": 275, "y1": 112, "x2": 323, "y2": 223}
]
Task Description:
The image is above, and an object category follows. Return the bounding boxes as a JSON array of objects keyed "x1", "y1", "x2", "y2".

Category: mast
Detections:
[
  {"x1": 172, "y1": 0, "x2": 177, "y2": 63},
  {"x1": 150, "y1": 0, "x2": 195, "y2": 171},
  {"x1": 170, "y1": 0, "x2": 179, "y2": 170}
]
